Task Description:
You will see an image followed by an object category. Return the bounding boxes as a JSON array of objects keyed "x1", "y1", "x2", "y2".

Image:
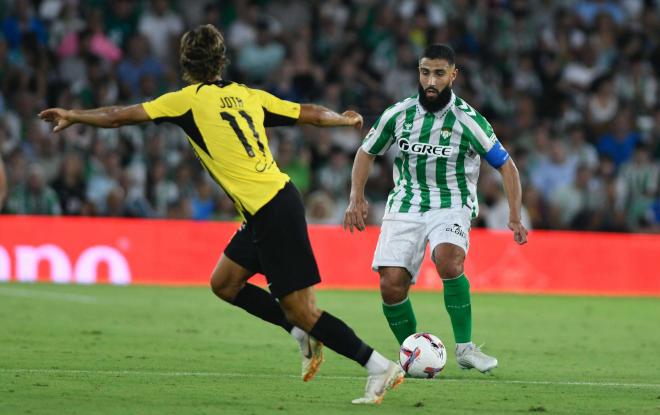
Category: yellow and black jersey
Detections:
[{"x1": 142, "y1": 80, "x2": 300, "y2": 217}]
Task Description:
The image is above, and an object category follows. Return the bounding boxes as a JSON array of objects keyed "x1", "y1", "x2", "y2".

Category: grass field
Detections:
[{"x1": 1, "y1": 283, "x2": 659, "y2": 414}]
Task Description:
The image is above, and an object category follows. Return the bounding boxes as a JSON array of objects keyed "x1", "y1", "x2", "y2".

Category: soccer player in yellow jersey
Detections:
[{"x1": 39, "y1": 24, "x2": 403, "y2": 404}]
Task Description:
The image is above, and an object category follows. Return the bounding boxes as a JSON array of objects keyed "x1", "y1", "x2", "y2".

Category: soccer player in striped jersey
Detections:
[
  {"x1": 344, "y1": 44, "x2": 528, "y2": 373},
  {"x1": 39, "y1": 24, "x2": 404, "y2": 404}
]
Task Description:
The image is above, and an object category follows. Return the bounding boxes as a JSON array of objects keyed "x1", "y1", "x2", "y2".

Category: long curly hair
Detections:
[{"x1": 179, "y1": 24, "x2": 229, "y2": 84}]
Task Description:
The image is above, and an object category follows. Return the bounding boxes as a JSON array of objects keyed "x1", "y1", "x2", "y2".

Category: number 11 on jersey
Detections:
[{"x1": 220, "y1": 111, "x2": 266, "y2": 159}]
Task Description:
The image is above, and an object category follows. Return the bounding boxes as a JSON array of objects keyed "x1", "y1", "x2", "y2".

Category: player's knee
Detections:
[
  {"x1": 436, "y1": 260, "x2": 464, "y2": 279},
  {"x1": 380, "y1": 276, "x2": 408, "y2": 304},
  {"x1": 210, "y1": 273, "x2": 240, "y2": 302}
]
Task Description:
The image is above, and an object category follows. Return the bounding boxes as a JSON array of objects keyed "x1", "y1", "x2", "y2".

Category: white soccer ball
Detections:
[{"x1": 399, "y1": 332, "x2": 447, "y2": 378}]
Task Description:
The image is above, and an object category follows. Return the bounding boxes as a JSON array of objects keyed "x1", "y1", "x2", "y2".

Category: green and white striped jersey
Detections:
[{"x1": 361, "y1": 92, "x2": 504, "y2": 216}]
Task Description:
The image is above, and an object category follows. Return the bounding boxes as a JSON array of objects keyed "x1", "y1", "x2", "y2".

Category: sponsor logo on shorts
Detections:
[{"x1": 445, "y1": 223, "x2": 466, "y2": 239}]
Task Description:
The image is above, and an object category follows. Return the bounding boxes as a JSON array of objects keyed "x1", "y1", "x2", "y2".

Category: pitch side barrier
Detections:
[{"x1": 0, "y1": 215, "x2": 658, "y2": 296}]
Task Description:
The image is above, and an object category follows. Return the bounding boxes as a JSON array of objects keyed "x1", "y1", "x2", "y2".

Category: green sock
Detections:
[
  {"x1": 382, "y1": 297, "x2": 417, "y2": 345},
  {"x1": 442, "y1": 274, "x2": 472, "y2": 343}
]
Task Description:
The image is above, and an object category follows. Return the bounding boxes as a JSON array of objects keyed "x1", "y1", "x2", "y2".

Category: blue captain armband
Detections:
[{"x1": 484, "y1": 141, "x2": 510, "y2": 168}]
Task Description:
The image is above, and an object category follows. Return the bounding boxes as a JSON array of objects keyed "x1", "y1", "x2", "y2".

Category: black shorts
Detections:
[{"x1": 224, "y1": 181, "x2": 322, "y2": 298}]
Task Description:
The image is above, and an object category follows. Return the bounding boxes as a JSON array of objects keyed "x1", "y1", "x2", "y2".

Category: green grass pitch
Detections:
[{"x1": 1, "y1": 283, "x2": 659, "y2": 414}]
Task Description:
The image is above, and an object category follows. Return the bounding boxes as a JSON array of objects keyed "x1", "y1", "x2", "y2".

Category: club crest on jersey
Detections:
[
  {"x1": 398, "y1": 138, "x2": 453, "y2": 157},
  {"x1": 441, "y1": 128, "x2": 452, "y2": 141},
  {"x1": 402, "y1": 122, "x2": 413, "y2": 132}
]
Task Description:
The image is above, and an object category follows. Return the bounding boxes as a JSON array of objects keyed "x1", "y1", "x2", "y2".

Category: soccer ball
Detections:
[{"x1": 399, "y1": 332, "x2": 447, "y2": 378}]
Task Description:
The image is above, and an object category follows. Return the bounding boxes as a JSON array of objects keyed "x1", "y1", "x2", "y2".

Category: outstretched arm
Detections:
[
  {"x1": 38, "y1": 104, "x2": 151, "y2": 132},
  {"x1": 343, "y1": 148, "x2": 376, "y2": 233},
  {"x1": 498, "y1": 158, "x2": 528, "y2": 244},
  {"x1": 297, "y1": 104, "x2": 363, "y2": 129}
]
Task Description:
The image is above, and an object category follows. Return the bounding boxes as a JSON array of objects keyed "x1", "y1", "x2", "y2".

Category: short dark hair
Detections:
[
  {"x1": 421, "y1": 44, "x2": 455, "y2": 65},
  {"x1": 180, "y1": 24, "x2": 228, "y2": 84}
]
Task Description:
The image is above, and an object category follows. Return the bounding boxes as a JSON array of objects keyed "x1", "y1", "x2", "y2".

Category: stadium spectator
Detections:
[
  {"x1": 305, "y1": 189, "x2": 338, "y2": 224},
  {"x1": 566, "y1": 124, "x2": 599, "y2": 171},
  {"x1": 56, "y1": 9, "x2": 123, "y2": 63},
  {"x1": 6, "y1": 163, "x2": 61, "y2": 215},
  {"x1": 0, "y1": 153, "x2": 6, "y2": 207},
  {"x1": 616, "y1": 143, "x2": 659, "y2": 230},
  {"x1": 190, "y1": 175, "x2": 218, "y2": 221},
  {"x1": 145, "y1": 157, "x2": 177, "y2": 217},
  {"x1": 226, "y1": 2, "x2": 259, "y2": 50},
  {"x1": 116, "y1": 34, "x2": 164, "y2": 100},
  {"x1": 587, "y1": 75, "x2": 619, "y2": 134},
  {"x1": 549, "y1": 164, "x2": 605, "y2": 229},
  {"x1": 530, "y1": 138, "x2": 579, "y2": 201},
  {"x1": 316, "y1": 145, "x2": 351, "y2": 201},
  {"x1": 596, "y1": 110, "x2": 642, "y2": 169},
  {"x1": 51, "y1": 151, "x2": 86, "y2": 215},
  {"x1": 235, "y1": 19, "x2": 285, "y2": 83},
  {"x1": 102, "y1": 0, "x2": 140, "y2": 49},
  {"x1": 1, "y1": 0, "x2": 48, "y2": 51},
  {"x1": 138, "y1": 0, "x2": 183, "y2": 65},
  {"x1": 276, "y1": 133, "x2": 311, "y2": 194},
  {"x1": 45, "y1": 0, "x2": 85, "y2": 51}
]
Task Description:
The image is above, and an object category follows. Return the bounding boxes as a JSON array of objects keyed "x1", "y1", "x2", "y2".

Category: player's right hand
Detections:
[
  {"x1": 342, "y1": 111, "x2": 363, "y2": 130},
  {"x1": 343, "y1": 194, "x2": 369, "y2": 233},
  {"x1": 38, "y1": 108, "x2": 74, "y2": 133},
  {"x1": 508, "y1": 221, "x2": 528, "y2": 245}
]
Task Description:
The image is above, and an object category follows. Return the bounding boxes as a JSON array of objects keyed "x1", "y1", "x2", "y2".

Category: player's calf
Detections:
[{"x1": 279, "y1": 290, "x2": 322, "y2": 332}]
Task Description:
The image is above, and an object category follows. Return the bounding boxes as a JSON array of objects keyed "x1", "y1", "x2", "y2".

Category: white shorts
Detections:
[{"x1": 371, "y1": 208, "x2": 471, "y2": 283}]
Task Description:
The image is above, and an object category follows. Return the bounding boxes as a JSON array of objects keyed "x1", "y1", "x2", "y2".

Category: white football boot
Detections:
[
  {"x1": 456, "y1": 343, "x2": 498, "y2": 373},
  {"x1": 300, "y1": 333, "x2": 324, "y2": 381},
  {"x1": 351, "y1": 361, "x2": 405, "y2": 405}
]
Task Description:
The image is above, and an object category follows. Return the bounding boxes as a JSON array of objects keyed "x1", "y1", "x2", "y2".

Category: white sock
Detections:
[
  {"x1": 365, "y1": 350, "x2": 390, "y2": 375},
  {"x1": 290, "y1": 326, "x2": 306, "y2": 345},
  {"x1": 456, "y1": 342, "x2": 474, "y2": 355}
]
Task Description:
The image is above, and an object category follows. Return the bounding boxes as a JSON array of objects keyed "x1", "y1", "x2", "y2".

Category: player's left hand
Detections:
[
  {"x1": 342, "y1": 111, "x2": 363, "y2": 130},
  {"x1": 508, "y1": 221, "x2": 528, "y2": 245},
  {"x1": 38, "y1": 108, "x2": 74, "y2": 133}
]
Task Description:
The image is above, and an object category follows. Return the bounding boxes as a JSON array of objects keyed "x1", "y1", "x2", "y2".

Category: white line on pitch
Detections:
[
  {"x1": 0, "y1": 287, "x2": 98, "y2": 304},
  {"x1": 2, "y1": 368, "x2": 659, "y2": 389}
]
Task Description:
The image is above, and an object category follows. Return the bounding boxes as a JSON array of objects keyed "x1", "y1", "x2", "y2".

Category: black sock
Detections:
[
  {"x1": 231, "y1": 283, "x2": 294, "y2": 333},
  {"x1": 310, "y1": 311, "x2": 373, "y2": 366}
]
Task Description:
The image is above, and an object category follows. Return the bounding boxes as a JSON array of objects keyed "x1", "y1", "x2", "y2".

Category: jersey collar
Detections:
[
  {"x1": 196, "y1": 79, "x2": 233, "y2": 93},
  {"x1": 416, "y1": 91, "x2": 455, "y2": 119}
]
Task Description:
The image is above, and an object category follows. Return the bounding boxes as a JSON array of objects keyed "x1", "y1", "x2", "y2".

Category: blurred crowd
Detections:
[{"x1": 0, "y1": 0, "x2": 658, "y2": 233}]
